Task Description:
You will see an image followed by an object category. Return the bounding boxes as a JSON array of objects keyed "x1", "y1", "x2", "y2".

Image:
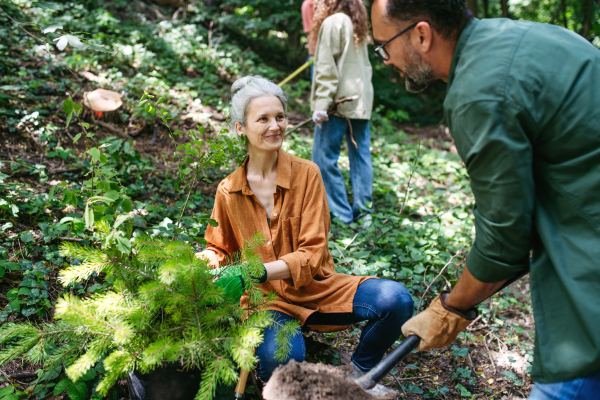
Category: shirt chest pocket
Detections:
[{"x1": 281, "y1": 216, "x2": 301, "y2": 254}]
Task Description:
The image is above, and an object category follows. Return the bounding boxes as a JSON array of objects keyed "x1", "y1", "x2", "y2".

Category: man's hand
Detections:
[
  {"x1": 214, "y1": 263, "x2": 268, "y2": 304},
  {"x1": 402, "y1": 291, "x2": 478, "y2": 351},
  {"x1": 312, "y1": 110, "x2": 329, "y2": 128}
]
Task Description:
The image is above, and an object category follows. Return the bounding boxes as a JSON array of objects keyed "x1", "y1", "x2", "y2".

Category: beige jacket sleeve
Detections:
[
  {"x1": 311, "y1": 14, "x2": 349, "y2": 112},
  {"x1": 310, "y1": 13, "x2": 374, "y2": 120}
]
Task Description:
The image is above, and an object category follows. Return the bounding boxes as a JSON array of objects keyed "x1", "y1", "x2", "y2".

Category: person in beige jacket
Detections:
[{"x1": 309, "y1": 0, "x2": 374, "y2": 225}]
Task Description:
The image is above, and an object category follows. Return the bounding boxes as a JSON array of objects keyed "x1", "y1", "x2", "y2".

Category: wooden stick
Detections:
[
  {"x1": 278, "y1": 58, "x2": 314, "y2": 87},
  {"x1": 234, "y1": 369, "x2": 251, "y2": 399}
]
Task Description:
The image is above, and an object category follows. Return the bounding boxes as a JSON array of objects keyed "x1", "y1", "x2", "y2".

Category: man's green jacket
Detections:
[{"x1": 444, "y1": 18, "x2": 600, "y2": 383}]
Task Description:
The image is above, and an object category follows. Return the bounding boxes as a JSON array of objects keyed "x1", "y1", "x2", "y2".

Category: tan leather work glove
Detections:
[{"x1": 402, "y1": 291, "x2": 478, "y2": 351}]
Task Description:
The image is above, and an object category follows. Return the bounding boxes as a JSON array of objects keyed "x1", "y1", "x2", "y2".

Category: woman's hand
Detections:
[
  {"x1": 196, "y1": 250, "x2": 220, "y2": 268},
  {"x1": 312, "y1": 110, "x2": 329, "y2": 128}
]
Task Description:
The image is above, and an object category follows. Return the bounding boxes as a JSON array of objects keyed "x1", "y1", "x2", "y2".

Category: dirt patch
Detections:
[{"x1": 263, "y1": 360, "x2": 396, "y2": 400}]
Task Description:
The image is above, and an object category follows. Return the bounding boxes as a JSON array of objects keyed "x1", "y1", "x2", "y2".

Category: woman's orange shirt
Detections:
[{"x1": 204, "y1": 149, "x2": 374, "y2": 331}]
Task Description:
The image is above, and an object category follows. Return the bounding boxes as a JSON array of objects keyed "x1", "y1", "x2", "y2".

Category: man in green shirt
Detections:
[{"x1": 370, "y1": 0, "x2": 600, "y2": 398}]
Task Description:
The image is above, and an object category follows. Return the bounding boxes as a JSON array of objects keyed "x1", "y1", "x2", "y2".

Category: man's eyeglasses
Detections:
[{"x1": 373, "y1": 22, "x2": 418, "y2": 61}]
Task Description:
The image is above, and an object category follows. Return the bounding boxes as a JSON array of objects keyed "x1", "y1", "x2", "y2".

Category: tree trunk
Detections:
[
  {"x1": 501, "y1": 0, "x2": 509, "y2": 17},
  {"x1": 561, "y1": 0, "x2": 568, "y2": 28},
  {"x1": 581, "y1": 0, "x2": 594, "y2": 38},
  {"x1": 483, "y1": 0, "x2": 489, "y2": 18},
  {"x1": 467, "y1": 0, "x2": 479, "y2": 17}
]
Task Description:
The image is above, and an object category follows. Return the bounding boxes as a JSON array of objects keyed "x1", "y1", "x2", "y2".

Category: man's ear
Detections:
[
  {"x1": 235, "y1": 121, "x2": 244, "y2": 135},
  {"x1": 413, "y1": 21, "x2": 433, "y2": 52}
]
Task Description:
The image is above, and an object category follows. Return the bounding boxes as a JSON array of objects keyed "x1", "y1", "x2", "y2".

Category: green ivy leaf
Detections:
[
  {"x1": 54, "y1": 379, "x2": 71, "y2": 396},
  {"x1": 9, "y1": 299, "x2": 20, "y2": 313},
  {"x1": 73, "y1": 133, "x2": 82, "y2": 143},
  {"x1": 67, "y1": 381, "x2": 87, "y2": 400},
  {"x1": 79, "y1": 368, "x2": 96, "y2": 382},
  {"x1": 455, "y1": 383, "x2": 471, "y2": 397},
  {"x1": 207, "y1": 219, "x2": 218, "y2": 227},
  {"x1": 20, "y1": 231, "x2": 34, "y2": 243}
]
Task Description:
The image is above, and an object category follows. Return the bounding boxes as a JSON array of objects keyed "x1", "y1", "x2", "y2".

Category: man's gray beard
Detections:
[{"x1": 403, "y1": 47, "x2": 434, "y2": 93}]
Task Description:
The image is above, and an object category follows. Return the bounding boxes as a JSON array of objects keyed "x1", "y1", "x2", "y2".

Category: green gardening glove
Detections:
[{"x1": 214, "y1": 263, "x2": 267, "y2": 304}]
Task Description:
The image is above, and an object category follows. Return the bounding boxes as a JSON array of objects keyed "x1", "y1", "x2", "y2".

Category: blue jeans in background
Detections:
[
  {"x1": 529, "y1": 368, "x2": 600, "y2": 399},
  {"x1": 254, "y1": 279, "x2": 413, "y2": 380},
  {"x1": 312, "y1": 115, "x2": 373, "y2": 224}
]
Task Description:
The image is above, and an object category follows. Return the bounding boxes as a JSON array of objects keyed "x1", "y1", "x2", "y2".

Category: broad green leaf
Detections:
[
  {"x1": 0, "y1": 386, "x2": 15, "y2": 397},
  {"x1": 84, "y1": 205, "x2": 94, "y2": 229},
  {"x1": 104, "y1": 190, "x2": 120, "y2": 201},
  {"x1": 63, "y1": 96, "x2": 73, "y2": 115},
  {"x1": 67, "y1": 381, "x2": 87, "y2": 400},
  {"x1": 73, "y1": 102, "x2": 83, "y2": 116},
  {"x1": 9, "y1": 299, "x2": 20, "y2": 313},
  {"x1": 121, "y1": 199, "x2": 133, "y2": 213},
  {"x1": 113, "y1": 214, "x2": 132, "y2": 229},
  {"x1": 88, "y1": 147, "x2": 101, "y2": 163},
  {"x1": 20, "y1": 231, "x2": 34, "y2": 243},
  {"x1": 79, "y1": 122, "x2": 90, "y2": 129},
  {"x1": 156, "y1": 97, "x2": 165, "y2": 105},
  {"x1": 207, "y1": 219, "x2": 218, "y2": 227},
  {"x1": 100, "y1": 154, "x2": 108, "y2": 164},
  {"x1": 73, "y1": 133, "x2": 82, "y2": 143},
  {"x1": 115, "y1": 236, "x2": 131, "y2": 254},
  {"x1": 79, "y1": 368, "x2": 96, "y2": 382},
  {"x1": 455, "y1": 383, "x2": 471, "y2": 397},
  {"x1": 0, "y1": 266, "x2": 4, "y2": 278}
]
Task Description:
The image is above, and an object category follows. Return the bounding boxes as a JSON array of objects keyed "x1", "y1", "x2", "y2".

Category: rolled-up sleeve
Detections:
[
  {"x1": 279, "y1": 167, "x2": 329, "y2": 288},
  {"x1": 204, "y1": 184, "x2": 236, "y2": 264},
  {"x1": 451, "y1": 100, "x2": 533, "y2": 282}
]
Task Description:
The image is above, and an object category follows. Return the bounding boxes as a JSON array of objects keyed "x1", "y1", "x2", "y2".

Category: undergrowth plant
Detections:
[{"x1": 0, "y1": 228, "x2": 276, "y2": 400}]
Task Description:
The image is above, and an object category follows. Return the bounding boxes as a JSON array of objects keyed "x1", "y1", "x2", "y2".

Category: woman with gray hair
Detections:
[{"x1": 198, "y1": 75, "x2": 413, "y2": 382}]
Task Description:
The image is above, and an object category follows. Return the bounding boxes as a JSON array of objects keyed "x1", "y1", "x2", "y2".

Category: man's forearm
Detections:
[{"x1": 444, "y1": 267, "x2": 506, "y2": 313}]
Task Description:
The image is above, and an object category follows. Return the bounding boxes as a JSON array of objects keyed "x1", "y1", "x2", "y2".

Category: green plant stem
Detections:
[{"x1": 173, "y1": 173, "x2": 197, "y2": 240}]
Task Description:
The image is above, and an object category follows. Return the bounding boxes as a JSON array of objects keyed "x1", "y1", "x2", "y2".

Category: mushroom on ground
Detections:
[{"x1": 83, "y1": 89, "x2": 123, "y2": 123}]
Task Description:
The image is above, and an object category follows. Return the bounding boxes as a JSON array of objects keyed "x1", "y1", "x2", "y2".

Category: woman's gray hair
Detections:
[{"x1": 230, "y1": 75, "x2": 287, "y2": 128}]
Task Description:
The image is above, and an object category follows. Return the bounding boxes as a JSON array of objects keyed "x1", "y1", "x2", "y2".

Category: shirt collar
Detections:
[
  {"x1": 447, "y1": 18, "x2": 479, "y2": 93},
  {"x1": 228, "y1": 149, "x2": 292, "y2": 194}
]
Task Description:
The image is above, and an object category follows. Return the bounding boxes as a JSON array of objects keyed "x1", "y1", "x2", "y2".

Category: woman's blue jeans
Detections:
[
  {"x1": 529, "y1": 368, "x2": 600, "y2": 399},
  {"x1": 255, "y1": 279, "x2": 414, "y2": 380},
  {"x1": 312, "y1": 115, "x2": 373, "y2": 224}
]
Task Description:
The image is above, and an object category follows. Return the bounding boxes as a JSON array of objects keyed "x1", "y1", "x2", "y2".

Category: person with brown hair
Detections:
[{"x1": 309, "y1": 0, "x2": 374, "y2": 226}]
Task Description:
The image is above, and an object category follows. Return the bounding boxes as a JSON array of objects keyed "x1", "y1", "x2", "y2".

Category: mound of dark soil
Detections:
[{"x1": 263, "y1": 360, "x2": 396, "y2": 400}]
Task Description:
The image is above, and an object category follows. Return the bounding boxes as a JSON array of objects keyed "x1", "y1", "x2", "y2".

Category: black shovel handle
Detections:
[
  {"x1": 354, "y1": 335, "x2": 421, "y2": 390},
  {"x1": 354, "y1": 268, "x2": 530, "y2": 390}
]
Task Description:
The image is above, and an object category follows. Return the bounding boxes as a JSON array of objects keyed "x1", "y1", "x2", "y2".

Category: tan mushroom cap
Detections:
[{"x1": 83, "y1": 89, "x2": 122, "y2": 112}]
